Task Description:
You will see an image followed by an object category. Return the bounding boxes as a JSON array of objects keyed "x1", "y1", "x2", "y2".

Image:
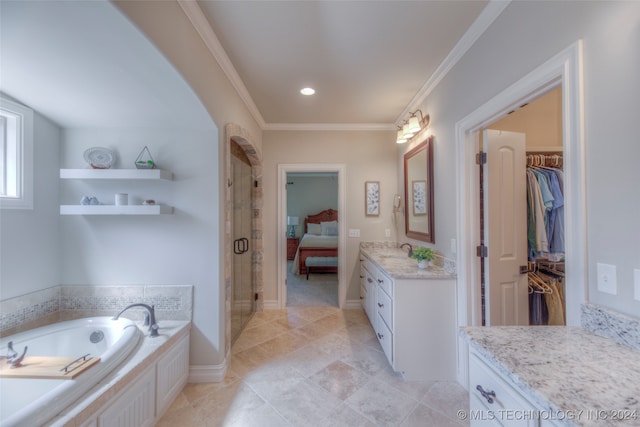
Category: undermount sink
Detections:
[{"x1": 378, "y1": 254, "x2": 410, "y2": 260}]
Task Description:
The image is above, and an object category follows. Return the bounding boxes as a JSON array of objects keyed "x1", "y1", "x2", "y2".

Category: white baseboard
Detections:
[
  {"x1": 188, "y1": 349, "x2": 229, "y2": 383},
  {"x1": 343, "y1": 299, "x2": 364, "y2": 310},
  {"x1": 263, "y1": 299, "x2": 280, "y2": 310}
]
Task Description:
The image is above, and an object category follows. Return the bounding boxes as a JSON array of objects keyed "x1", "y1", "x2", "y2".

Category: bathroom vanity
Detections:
[
  {"x1": 462, "y1": 325, "x2": 640, "y2": 427},
  {"x1": 359, "y1": 242, "x2": 456, "y2": 381}
]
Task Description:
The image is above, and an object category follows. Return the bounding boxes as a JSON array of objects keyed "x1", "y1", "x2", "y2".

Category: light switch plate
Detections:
[
  {"x1": 348, "y1": 228, "x2": 360, "y2": 238},
  {"x1": 596, "y1": 263, "x2": 617, "y2": 295},
  {"x1": 385, "y1": 229, "x2": 391, "y2": 237},
  {"x1": 634, "y1": 269, "x2": 640, "y2": 301}
]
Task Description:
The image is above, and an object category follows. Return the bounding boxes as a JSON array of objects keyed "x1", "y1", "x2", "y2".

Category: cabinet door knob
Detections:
[
  {"x1": 476, "y1": 385, "x2": 496, "y2": 404},
  {"x1": 378, "y1": 302, "x2": 383, "y2": 308},
  {"x1": 367, "y1": 278, "x2": 373, "y2": 283},
  {"x1": 377, "y1": 332, "x2": 383, "y2": 339}
]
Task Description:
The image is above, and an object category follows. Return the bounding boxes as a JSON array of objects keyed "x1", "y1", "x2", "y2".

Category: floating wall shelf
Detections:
[
  {"x1": 60, "y1": 205, "x2": 173, "y2": 216},
  {"x1": 60, "y1": 169, "x2": 173, "y2": 180}
]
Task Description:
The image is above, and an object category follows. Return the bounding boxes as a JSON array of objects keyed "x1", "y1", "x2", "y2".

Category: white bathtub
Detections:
[{"x1": 0, "y1": 317, "x2": 141, "y2": 427}]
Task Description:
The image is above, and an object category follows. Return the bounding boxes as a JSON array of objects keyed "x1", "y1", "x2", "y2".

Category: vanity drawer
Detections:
[
  {"x1": 375, "y1": 313, "x2": 393, "y2": 364},
  {"x1": 376, "y1": 284, "x2": 393, "y2": 330},
  {"x1": 469, "y1": 350, "x2": 538, "y2": 427},
  {"x1": 376, "y1": 270, "x2": 393, "y2": 297}
]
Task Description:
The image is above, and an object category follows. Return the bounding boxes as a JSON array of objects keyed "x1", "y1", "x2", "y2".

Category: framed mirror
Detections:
[{"x1": 404, "y1": 136, "x2": 434, "y2": 243}]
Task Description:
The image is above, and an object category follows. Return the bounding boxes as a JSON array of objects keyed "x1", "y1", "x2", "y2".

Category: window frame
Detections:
[{"x1": 0, "y1": 97, "x2": 34, "y2": 210}]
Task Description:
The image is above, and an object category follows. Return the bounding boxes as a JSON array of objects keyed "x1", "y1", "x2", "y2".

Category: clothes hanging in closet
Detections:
[{"x1": 526, "y1": 158, "x2": 564, "y2": 262}]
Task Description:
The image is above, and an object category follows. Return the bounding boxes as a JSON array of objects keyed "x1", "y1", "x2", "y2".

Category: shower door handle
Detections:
[{"x1": 234, "y1": 238, "x2": 249, "y2": 255}]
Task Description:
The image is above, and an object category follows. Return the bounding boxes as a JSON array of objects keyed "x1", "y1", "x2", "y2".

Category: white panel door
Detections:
[{"x1": 484, "y1": 130, "x2": 528, "y2": 326}]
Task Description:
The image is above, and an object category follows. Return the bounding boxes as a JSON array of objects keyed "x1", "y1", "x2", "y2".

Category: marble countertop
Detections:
[
  {"x1": 360, "y1": 243, "x2": 456, "y2": 280},
  {"x1": 461, "y1": 326, "x2": 640, "y2": 427}
]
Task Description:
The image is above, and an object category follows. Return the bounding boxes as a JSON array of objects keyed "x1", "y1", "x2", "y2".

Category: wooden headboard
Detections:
[{"x1": 304, "y1": 209, "x2": 338, "y2": 232}]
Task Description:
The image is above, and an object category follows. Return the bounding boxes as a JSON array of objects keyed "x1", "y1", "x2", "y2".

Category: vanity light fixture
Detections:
[
  {"x1": 396, "y1": 126, "x2": 408, "y2": 144},
  {"x1": 396, "y1": 109, "x2": 430, "y2": 144},
  {"x1": 300, "y1": 87, "x2": 315, "y2": 96}
]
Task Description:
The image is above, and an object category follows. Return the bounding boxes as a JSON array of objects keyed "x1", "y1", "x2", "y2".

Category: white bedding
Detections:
[{"x1": 291, "y1": 233, "x2": 339, "y2": 274}]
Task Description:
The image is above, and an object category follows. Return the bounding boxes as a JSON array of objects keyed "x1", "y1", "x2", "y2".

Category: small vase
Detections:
[{"x1": 418, "y1": 260, "x2": 428, "y2": 269}]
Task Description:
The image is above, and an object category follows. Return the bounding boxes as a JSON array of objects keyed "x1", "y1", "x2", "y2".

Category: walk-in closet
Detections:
[{"x1": 481, "y1": 86, "x2": 566, "y2": 326}]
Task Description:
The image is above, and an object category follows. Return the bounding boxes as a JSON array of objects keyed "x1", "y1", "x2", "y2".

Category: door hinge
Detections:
[
  {"x1": 254, "y1": 180, "x2": 259, "y2": 188},
  {"x1": 255, "y1": 292, "x2": 259, "y2": 301},
  {"x1": 476, "y1": 152, "x2": 487, "y2": 165},
  {"x1": 476, "y1": 244, "x2": 488, "y2": 258}
]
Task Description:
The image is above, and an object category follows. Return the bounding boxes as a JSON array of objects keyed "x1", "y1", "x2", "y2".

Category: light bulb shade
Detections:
[
  {"x1": 287, "y1": 216, "x2": 299, "y2": 226},
  {"x1": 396, "y1": 129, "x2": 407, "y2": 144},
  {"x1": 408, "y1": 115, "x2": 421, "y2": 133},
  {"x1": 402, "y1": 122, "x2": 414, "y2": 138}
]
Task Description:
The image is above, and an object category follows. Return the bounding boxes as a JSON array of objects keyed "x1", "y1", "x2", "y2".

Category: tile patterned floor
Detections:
[{"x1": 157, "y1": 307, "x2": 470, "y2": 427}]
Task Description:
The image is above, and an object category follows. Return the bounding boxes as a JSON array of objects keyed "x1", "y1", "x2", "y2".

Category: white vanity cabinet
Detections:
[
  {"x1": 359, "y1": 251, "x2": 456, "y2": 381},
  {"x1": 469, "y1": 347, "x2": 563, "y2": 427}
]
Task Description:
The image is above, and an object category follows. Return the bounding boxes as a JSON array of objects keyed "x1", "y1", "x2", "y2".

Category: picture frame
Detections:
[
  {"x1": 365, "y1": 181, "x2": 380, "y2": 216},
  {"x1": 412, "y1": 180, "x2": 427, "y2": 215}
]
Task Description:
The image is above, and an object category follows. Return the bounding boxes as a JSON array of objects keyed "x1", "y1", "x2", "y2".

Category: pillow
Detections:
[
  {"x1": 307, "y1": 223, "x2": 322, "y2": 235},
  {"x1": 321, "y1": 221, "x2": 338, "y2": 236}
]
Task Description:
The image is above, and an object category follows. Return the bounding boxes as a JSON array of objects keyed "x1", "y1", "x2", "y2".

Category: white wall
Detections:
[
  {"x1": 263, "y1": 130, "x2": 397, "y2": 304},
  {"x1": 58, "y1": 128, "x2": 219, "y2": 365},
  {"x1": 0, "y1": 111, "x2": 61, "y2": 299},
  {"x1": 401, "y1": 0, "x2": 640, "y2": 318}
]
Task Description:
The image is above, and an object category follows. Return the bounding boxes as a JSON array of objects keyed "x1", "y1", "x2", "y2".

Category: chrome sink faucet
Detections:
[
  {"x1": 113, "y1": 303, "x2": 159, "y2": 337},
  {"x1": 400, "y1": 243, "x2": 413, "y2": 257}
]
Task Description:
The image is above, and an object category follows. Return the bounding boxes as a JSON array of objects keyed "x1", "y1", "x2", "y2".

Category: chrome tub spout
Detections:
[{"x1": 113, "y1": 303, "x2": 159, "y2": 337}]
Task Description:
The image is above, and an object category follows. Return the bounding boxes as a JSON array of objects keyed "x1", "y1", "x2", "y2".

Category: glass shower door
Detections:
[{"x1": 231, "y1": 141, "x2": 255, "y2": 344}]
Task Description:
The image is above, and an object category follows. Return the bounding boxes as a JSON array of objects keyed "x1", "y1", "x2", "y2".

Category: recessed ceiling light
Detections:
[{"x1": 300, "y1": 87, "x2": 315, "y2": 96}]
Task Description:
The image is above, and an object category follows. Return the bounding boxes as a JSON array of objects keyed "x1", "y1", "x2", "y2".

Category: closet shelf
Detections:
[
  {"x1": 60, "y1": 205, "x2": 173, "y2": 216},
  {"x1": 60, "y1": 169, "x2": 172, "y2": 181}
]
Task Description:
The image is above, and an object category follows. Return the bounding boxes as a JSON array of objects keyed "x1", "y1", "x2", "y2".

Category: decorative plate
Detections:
[{"x1": 83, "y1": 147, "x2": 115, "y2": 169}]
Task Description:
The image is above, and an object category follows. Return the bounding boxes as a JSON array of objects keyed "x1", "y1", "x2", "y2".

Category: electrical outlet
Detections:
[
  {"x1": 385, "y1": 229, "x2": 391, "y2": 237},
  {"x1": 634, "y1": 269, "x2": 640, "y2": 301},
  {"x1": 596, "y1": 263, "x2": 617, "y2": 295},
  {"x1": 348, "y1": 228, "x2": 360, "y2": 238}
]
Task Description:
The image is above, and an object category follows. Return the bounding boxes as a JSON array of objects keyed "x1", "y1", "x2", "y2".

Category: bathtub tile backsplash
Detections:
[
  {"x1": 1, "y1": 285, "x2": 193, "y2": 335},
  {"x1": 0, "y1": 287, "x2": 60, "y2": 335}
]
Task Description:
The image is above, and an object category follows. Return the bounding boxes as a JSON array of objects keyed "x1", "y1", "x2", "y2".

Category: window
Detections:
[{"x1": 0, "y1": 97, "x2": 33, "y2": 209}]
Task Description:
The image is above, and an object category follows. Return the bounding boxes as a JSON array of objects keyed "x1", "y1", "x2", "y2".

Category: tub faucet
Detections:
[
  {"x1": 400, "y1": 243, "x2": 413, "y2": 257},
  {"x1": 113, "y1": 303, "x2": 159, "y2": 337}
]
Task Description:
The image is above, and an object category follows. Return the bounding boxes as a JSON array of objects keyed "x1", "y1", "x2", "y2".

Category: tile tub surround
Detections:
[
  {"x1": 360, "y1": 242, "x2": 456, "y2": 279},
  {"x1": 581, "y1": 303, "x2": 640, "y2": 350},
  {"x1": 461, "y1": 326, "x2": 640, "y2": 427},
  {"x1": 0, "y1": 285, "x2": 193, "y2": 337},
  {"x1": 48, "y1": 320, "x2": 190, "y2": 426}
]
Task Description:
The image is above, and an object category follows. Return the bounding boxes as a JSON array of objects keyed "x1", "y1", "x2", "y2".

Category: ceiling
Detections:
[
  {"x1": 0, "y1": 1, "x2": 503, "y2": 131},
  {"x1": 195, "y1": 0, "x2": 491, "y2": 129}
]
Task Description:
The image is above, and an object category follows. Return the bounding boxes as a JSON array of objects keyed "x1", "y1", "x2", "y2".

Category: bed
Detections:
[{"x1": 291, "y1": 209, "x2": 339, "y2": 276}]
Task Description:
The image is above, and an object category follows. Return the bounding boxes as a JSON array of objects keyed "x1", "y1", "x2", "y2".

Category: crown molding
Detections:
[
  {"x1": 180, "y1": 0, "x2": 508, "y2": 132},
  {"x1": 395, "y1": 0, "x2": 511, "y2": 125},
  {"x1": 178, "y1": 0, "x2": 266, "y2": 129},
  {"x1": 263, "y1": 123, "x2": 396, "y2": 132}
]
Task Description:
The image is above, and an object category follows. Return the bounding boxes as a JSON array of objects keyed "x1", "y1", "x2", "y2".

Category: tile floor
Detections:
[{"x1": 157, "y1": 307, "x2": 470, "y2": 427}]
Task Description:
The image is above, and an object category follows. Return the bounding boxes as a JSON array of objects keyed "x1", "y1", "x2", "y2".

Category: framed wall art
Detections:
[
  {"x1": 365, "y1": 181, "x2": 380, "y2": 216},
  {"x1": 412, "y1": 180, "x2": 427, "y2": 215}
]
